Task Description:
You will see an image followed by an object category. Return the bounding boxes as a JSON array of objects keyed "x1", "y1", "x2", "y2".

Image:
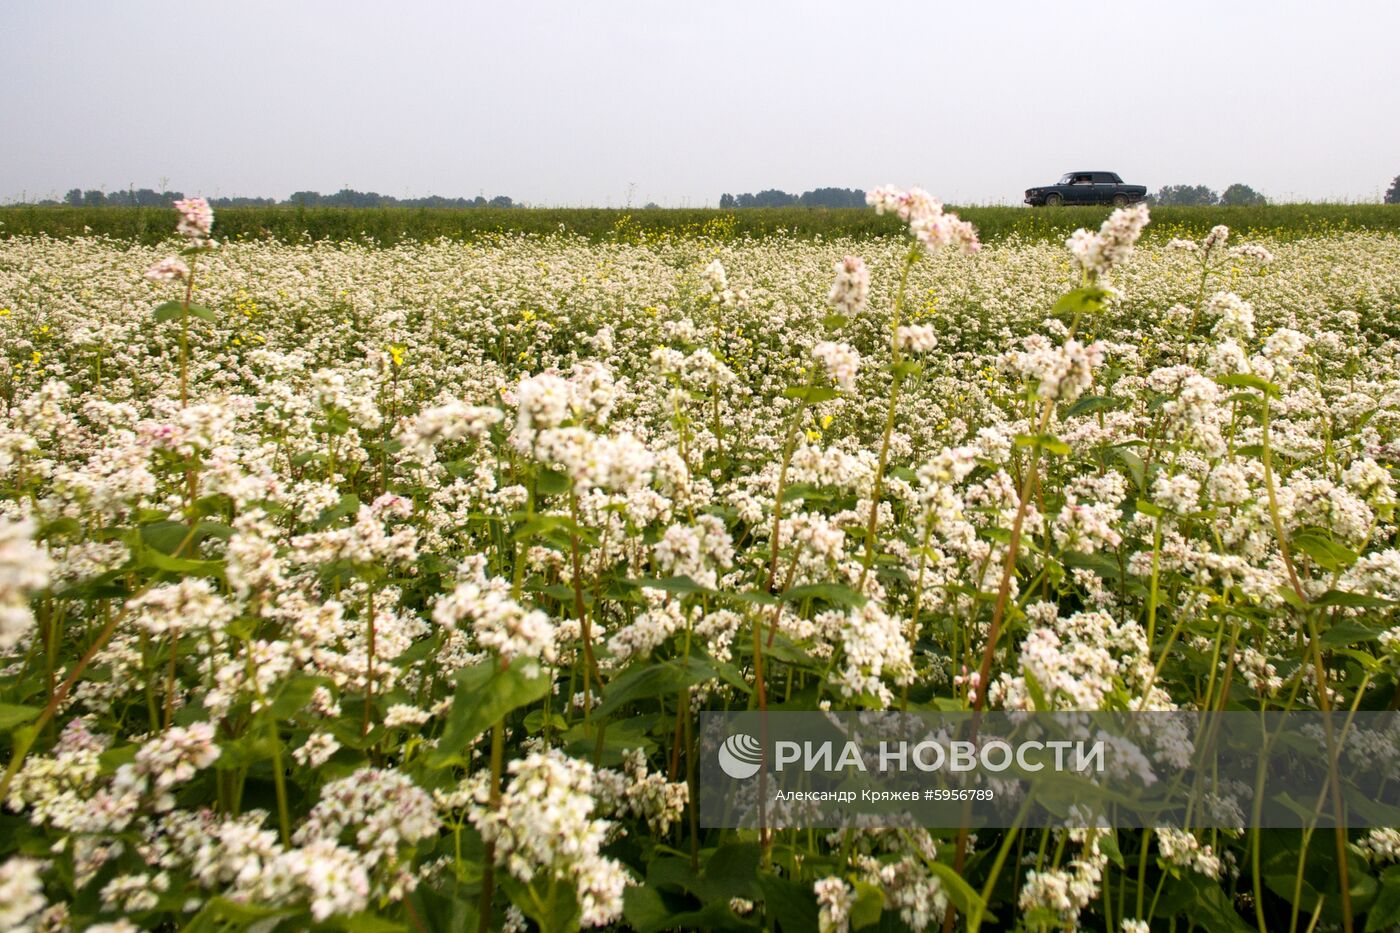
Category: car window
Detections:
[
  {"x1": 1058, "y1": 174, "x2": 1073, "y2": 185},
  {"x1": 1073, "y1": 175, "x2": 1091, "y2": 184},
  {"x1": 1093, "y1": 173, "x2": 1112, "y2": 184}
]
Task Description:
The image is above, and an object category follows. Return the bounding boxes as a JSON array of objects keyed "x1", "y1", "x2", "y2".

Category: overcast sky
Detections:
[{"x1": 4, "y1": 0, "x2": 1399, "y2": 206}]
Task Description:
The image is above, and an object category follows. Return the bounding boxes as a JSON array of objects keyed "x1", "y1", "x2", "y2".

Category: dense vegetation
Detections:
[
  {"x1": 2, "y1": 202, "x2": 1398, "y2": 246},
  {"x1": 3, "y1": 195, "x2": 1400, "y2": 930}
]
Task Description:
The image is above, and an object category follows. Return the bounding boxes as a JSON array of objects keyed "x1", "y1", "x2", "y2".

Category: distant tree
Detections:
[
  {"x1": 642, "y1": 202, "x2": 660, "y2": 210},
  {"x1": 1220, "y1": 183, "x2": 1267, "y2": 206},
  {"x1": 797, "y1": 187, "x2": 866, "y2": 208},
  {"x1": 722, "y1": 187, "x2": 863, "y2": 209},
  {"x1": 1386, "y1": 175, "x2": 1400, "y2": 205},
  {"x1": 40, "y1": 186, "x2": 519, "y2": 210},
  {"x1": 1150, "y1": 184, "x2": 1218, "y2": 206}
]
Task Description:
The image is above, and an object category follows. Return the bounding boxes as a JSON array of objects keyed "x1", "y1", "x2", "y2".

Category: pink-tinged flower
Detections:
[
  {"x1": 867, "y1": 185, "x2": 979, "y2": 254},
  {"x1": 173, "y1": 197, "x2": 214, "y2": 244},
  {"x1": 145, "y1": 256, "x2": 189, "y2": 283}
]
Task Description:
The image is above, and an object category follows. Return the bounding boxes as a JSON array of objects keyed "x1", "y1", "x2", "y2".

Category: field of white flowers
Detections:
[{"x1": 2, "y1": 193, "x2": 1400, "y2": 932}]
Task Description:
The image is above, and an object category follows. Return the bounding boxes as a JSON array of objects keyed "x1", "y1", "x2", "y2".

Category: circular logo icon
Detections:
[{"x1": 718, "y1": 733, "x2": 764, "y2": 779}]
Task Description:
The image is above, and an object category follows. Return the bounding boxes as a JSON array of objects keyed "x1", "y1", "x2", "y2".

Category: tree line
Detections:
[
  {"x1": 1147, "y1": 183, "x2": 1267, "y2": 206},
  {"x1": 31, "y1": 188, "x2": 519, "y2": 209},
  {"x1": 718, "y1": 187, "x2": 866, "y2": 209}
]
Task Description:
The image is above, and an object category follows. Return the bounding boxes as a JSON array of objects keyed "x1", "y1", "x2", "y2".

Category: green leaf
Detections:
[
  {"x1": 535, "y1": 468, "x2": 571, "y2": 496},
  {"x1": 1314, "y1": 589, "x2": 1395, "y2": 609},
  {"x1": 702, "y1": 843, "x2": 761, "y2": 898},
  {"x1": 0, "y1": 704, "x2": 41, "y2": 731},
  {"x1": 1135, "y1": 498, "x2": 1164, "y2": 518},
  {"x1": 181, "y1": 896, "x2": 301, "y2": 932},
  {"x1": 628, "y1": 575, "x2": 713, "y2": 596},
  {"x1": 429, "y1": 659, "x2": 551, "y2": 768},
  {"x1": 140, "y1": 520, "x2": 193, "y2": 555},
  {"x1": 849, "y1": 881, "x2": 884, "y2": 930},
  {"x1": 1216, "y1": 373, "x2": 1280, "y2": 397},
  {"x1": 782, "y1": 385, "x2": 839, "y2": 404},
  {"x1": 623, "y1": 884, "x2": 673, "y2": 933},
  {"x1": 1291, "y1": 532, "x2": 1359, "y2": 572},
  {"x1": 892, "y1": 360, "x2": 923, "y2": 380},
  {"x1": 153, "y1": 300, "x2": 185, "y2": 322},
  {"x1": 267, "y1": 675, "x2": 333, "y2": 720},
  {"x1": 756, "y1": 875, "x2": 819, "y2": 933},
  {"x1": 1023, "y1": 669, "x2": 1051, "y2": 712},
  {"x1": 782, "y1": 583, "x2": 867, "y2": 608},
  {"x1": 1112, "y1": 447, "x2": 1146, "y2": 490},
  {"x1": 1052, "y1": 286, "x2": 1113, "y2": 316},
  {"x1": 141, "y1": 549, "x2": 226, "y2": 578},
  {"x1": 922, "y1": 860, "x2": 990, "y2": 923},
  {"x1": 727, "y1": 590, "x2": 780, "y2": 607},
  {"x1": 1370, "y1": 874, "x2": 1400, "y2": 932},
  {"x1": 822, "y1": 313, "x2": 848, "y2": 332},
  {"x1": 1321, "y1": 620, "x2": 1386, "y2": 647},
  {"x1": 1099, "y1": 830, "x2": 1126, "y2": 869},
  {"x1": 501, "y1": 875, "x2": 581, "y2": 933},
  {"x1": 512, "y1": 514, "x2": 579, "y2": 542},
  {"x1": 1014, "y1": 433, "x2": 1070, "y2": 455},
  {"x1": 1064, "y1": 395, "x2": 1122, "y2": 418},
  {"x1": 186, "y1": 303, "x2": 217, "y2": 322},
  {"x1": 323, "y1": 912, "x2": 408, "y2": 932},
  {"x1": 597, "y1": 657, "x2": 720, "y2": 717}
]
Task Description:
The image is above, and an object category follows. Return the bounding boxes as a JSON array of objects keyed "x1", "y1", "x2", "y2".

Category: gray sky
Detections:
[{"x1": 4, "y1": 0, "x2": 1399, "y2": 206}]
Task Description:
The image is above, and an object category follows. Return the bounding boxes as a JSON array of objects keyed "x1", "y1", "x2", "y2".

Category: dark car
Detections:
[{"x1": 1025, "y1": 172, "x2": 1148, "y2": 207}]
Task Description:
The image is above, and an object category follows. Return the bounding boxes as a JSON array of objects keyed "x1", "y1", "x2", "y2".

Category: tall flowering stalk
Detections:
[{"x1": 859, "y1": 188, "x2": 979, "y2": 592}]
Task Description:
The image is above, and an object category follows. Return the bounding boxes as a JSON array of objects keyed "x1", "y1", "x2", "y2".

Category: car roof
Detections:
[{"x1": 1067, "y1": 170, "x2": 1118, "y2": 174}]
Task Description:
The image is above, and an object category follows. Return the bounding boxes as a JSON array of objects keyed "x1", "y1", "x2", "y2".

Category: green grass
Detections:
[{"x1": 1, "y1": 203, "x2": 1397, "y2": 245}]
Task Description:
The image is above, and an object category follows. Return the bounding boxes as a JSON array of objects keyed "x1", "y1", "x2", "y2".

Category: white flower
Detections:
[
  {"x1": 1066, "y1": 203, "x2": 1150, "y2": 276},
  {"x1": 0, "y1": 857, "x2": 47, "y2": 931},
  {"x1": 815, "y1": 876, "x2": 854, "y2": 933},
  {"x1": 895, "y1": 324, "x2": 938, "y2": 353},
  {"x1": 813, "y1": 341, "x2": 860, "y2": 392},
  {"x1": 0, "y1": 515, "x2": 52, "y2": 651},
  {"x1": 145, "y1": 256, "x2": 190, "y2": 282},
  {"x1": 828, "y1": 256, "x2": 870, "y2": 317}
]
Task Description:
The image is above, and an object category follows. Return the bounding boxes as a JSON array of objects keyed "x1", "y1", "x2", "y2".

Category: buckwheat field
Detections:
[{"x1": 3, "y1": 192, "x2": 1400, "y2": 933}]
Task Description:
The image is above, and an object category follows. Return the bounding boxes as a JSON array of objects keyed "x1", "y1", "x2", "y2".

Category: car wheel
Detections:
[
  {"x1": 1045, "y1": 193, "x2": 1063, "y2": 207},
  {"x1": 1112, "y1": 194, "x2": 1129, "y2": 207}
]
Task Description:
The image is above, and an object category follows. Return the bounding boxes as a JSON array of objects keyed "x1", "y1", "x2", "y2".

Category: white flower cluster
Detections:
[
  {"x1": 999, "y1": 334, "x2": 1105, "y2": 402},
  {"x1": 0, "y1": 857, "x2": 47, "y2": 931},
  {"x1": 593, "y1": 748, "x2": 689, "y2": 834},
  {"x1": 652, "y1": 514, "x2": 735, "y2": 588},
  {"x1": 0, "y1": 515, "x2": 51, "y2": 650},
  {"x1": 174, "y1": 197, "x2": 215, "y2": 246},
  {"x1": 866, "y1": 186, "x2": 980, "y2": 253},
  {"x1": 1065, "y1": 203, "x2": 1150, "y2": 277},
  {"x1": 295, "y1": 768, "x2": 438, "y2": 891},
  {"x1": 468, "y1": 750, "x2": 630, "y2": 927},
  {"x1": 129, "y1": 578, "x2": 235, "y2": 638},
  {"x1": 895, "y1": 324, "x2": 938, "y2": 353},
  {"x1": 828, "y1": 255, "x2": 870, "y2": 317},
  {"x1": 1018, "y1": 857, "x2": 1103, "y2": 925},
  {"x1": 812, "y1": 341, "x2": 860, "y2": 392},
  {"x1": 990, "y1": 608, "x2": 1151, "y2": 712},
  {"x1": 396, "y1": 400, "x2": 504, "y2": 459},
  {"x1": 433, "y1": 566, "x2": 558, "y2": 665},
  {"x1": 832, "y1": 601, "x2": 914, "y2": 707},
  {"x1": 814, "y1": 876, "x2": 854, "y2": 933}
]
